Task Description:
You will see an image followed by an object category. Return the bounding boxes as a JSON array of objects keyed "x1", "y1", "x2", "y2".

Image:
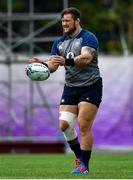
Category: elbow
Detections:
[{"x1": 86, "y1": 56, "x2": 93, "y2": 65}]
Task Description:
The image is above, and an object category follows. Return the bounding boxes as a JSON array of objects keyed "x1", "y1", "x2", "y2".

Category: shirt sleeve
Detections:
[
  {"x1": 51, "y1": 36, "x2": 63, "y2": 55},
  {"x1": 82, "y1": 32, "x2": 99, "y2": 49},
  {"x1": 51, "y1": 40, "x2": 59, "y2": 55}
]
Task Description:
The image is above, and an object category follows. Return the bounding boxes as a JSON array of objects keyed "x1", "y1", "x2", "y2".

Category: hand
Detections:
[
  {"x1": 45, "y1": 55, "x2": 65, "y2": 73},
  {"x1": 28, "y1": 57, "x2": 41, "y2": 64},
  {"x1": 49, "y1": 55, "x2": 65, "y2": 66}
]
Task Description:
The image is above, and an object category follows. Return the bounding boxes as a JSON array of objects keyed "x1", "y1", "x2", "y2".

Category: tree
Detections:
[{"x1": 68, "y1": 0, "x2": 133, "y2": 54}]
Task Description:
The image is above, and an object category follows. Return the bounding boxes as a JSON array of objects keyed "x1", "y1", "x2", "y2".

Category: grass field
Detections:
[{"x1": 0, "y1": 153, "x2": 133, "y2": 179}]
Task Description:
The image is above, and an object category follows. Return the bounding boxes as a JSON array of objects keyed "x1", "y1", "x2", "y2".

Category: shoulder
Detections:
[
  {"x1": 54, "y1": 35, "x2": 66, "y2": 45},
  {"x1": 81, "y1": 29, "x2": 98, "y2": 41},
  {"x1": 80, "y1": 29, "x2": 99, "y2": 48},
  {"x1": 51, "y1": 35, "x2": 67, "y2": 55}
]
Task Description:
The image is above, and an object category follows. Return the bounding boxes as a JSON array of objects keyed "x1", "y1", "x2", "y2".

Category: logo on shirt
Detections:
[
  {"x1": 66, "y1": 52, "x2": 74, "y2": 59},
  {"x1": 58, "y1": 45, "x2": 63, "y2": 50}
]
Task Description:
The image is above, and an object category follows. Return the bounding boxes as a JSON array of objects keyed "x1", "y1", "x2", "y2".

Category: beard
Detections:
[{"x1": 63, "y1": 25, "x2": 77, "y2": 36}]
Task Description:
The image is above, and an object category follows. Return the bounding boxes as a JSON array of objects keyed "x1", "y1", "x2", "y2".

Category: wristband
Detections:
[
  {"x1": 65, "y1": 58, "x2": 74, "y2": 66},
  {"x1": 41, "y1": 61, "x2": 49, "y2": 68}
]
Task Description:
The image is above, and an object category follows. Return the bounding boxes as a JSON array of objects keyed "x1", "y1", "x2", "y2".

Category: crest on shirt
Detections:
[{"x1": 66, "y1": 52, "x2": 75, "y2": 59}]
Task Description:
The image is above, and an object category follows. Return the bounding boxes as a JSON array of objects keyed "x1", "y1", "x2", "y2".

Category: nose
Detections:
[
  {"x1": 62, "y1": 20, "x2": 68, "y2": 26},
  {"x1": 62, "y1": 22, "x2": 66, "y2": 27}
]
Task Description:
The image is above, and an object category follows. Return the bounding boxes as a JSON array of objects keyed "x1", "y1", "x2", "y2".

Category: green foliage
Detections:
[
  {"x1": 69, "y1": 0, "x2": 133, "y2": 54},
  {"x1": 106, "y1": 40, "x2": 123, "y2": 54},
  {"x1": 0, "y1": 0, "x2": 7, "y2": 12},
  {"x1": 0, "y1": 0, "x2": 133, "y2": 54}
]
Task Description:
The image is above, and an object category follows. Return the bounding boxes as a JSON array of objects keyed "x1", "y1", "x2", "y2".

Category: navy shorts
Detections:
[{"x1": 60, "y1": 78, "x2": 103, "y2": 108}]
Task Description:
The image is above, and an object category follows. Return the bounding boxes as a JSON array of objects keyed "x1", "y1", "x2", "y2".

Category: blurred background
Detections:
[{"x1": 0, "y1": 0, "x2": 133, "y2": 153}]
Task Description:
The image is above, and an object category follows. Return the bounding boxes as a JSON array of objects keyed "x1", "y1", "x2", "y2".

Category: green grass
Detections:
[{"x1": 0, "y1": 153, "x2": 133, "y2": 179}]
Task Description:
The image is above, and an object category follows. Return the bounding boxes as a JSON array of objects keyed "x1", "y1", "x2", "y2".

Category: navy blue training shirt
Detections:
[{"x1": 51, "y1": 29, "x2": 101, "y2": 87}]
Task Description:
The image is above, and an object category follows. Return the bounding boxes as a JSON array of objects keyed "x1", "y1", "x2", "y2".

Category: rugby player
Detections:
[{"x1": 29, "y1": 7, "x2": 103, "y2": 174}]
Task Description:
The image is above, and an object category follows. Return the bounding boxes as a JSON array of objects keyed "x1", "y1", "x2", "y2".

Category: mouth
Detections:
[{"x1": 63, "y1": 26, "x2": 69, "y2": 31}]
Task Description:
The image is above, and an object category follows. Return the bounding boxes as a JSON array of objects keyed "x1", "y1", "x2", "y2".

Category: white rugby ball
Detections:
[{"x1": 26, "y1": 63, "x2": 50, "y2": 81}]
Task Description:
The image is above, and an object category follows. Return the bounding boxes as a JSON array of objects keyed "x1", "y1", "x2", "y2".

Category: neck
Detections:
[{"x1": 70, "y1": 26, "x2": 81, "y2": 37}]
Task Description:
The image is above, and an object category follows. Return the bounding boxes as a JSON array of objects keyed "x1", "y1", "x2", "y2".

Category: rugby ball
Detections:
[{"x1": 26, "y1": 63, "x2": 50, "y2": 81}]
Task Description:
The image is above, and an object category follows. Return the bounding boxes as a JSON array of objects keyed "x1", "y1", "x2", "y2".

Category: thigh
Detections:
[
  {"x1": 78, "y1": 102, "x2": 98, "y2": 129},
  {"x1": 59, "y1": 105, "x2": 78, "y2": 115}
]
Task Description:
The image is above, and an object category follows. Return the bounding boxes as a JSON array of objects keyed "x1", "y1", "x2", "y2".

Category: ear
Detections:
[{"x1": 76, "y1": 18, "x2": 80, "y2": 24}]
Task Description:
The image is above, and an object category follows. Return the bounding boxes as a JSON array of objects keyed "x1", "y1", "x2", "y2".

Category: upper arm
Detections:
[
  {"x1": 51, "y1": 37, "x2": 62, "y2": 55},
  {"x1": 51, "y1": 41, "x2": 59, "y2": 55},
  {"x1": 82, "y1": 32, "x2": 99, "y2": 49},
  {"x1": 81, "y1": 33, "x2": 98, "y2": 59}
]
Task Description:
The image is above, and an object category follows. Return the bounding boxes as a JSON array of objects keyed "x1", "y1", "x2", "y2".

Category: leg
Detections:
[
  {"x1": 78, "y1": 102, "x2": 98, "y2": 150},
  {"x1": 71, "y1": 79, "x2": 102, "y2": 174},
  {"x1": 71, "y1": 102, "x2": 98, "y2": 174},
  {"x1": 78, "y1": 102, "x2": 98, "y2": 166},
  {"x1": 59, "y1": 105, "x2": 81, "y2": 159}
]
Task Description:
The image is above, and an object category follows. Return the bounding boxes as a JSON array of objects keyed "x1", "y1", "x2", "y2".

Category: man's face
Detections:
[{"x1": 61, "y1": 14, "x2": 77, "y2": 35}]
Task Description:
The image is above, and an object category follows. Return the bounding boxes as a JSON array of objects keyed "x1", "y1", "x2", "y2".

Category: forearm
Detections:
[
  {"x1": 73, "y1": 47, "x2": 97, "y2": 68},
  {"x1": 47, "y1": 61, "x2": 59, "y2": 73},
  {"x1": 74, "y1": 54, "x2": 92, "y2": 68},
  {"x1": 42, "y1": 61, "x2": 59, "y2": 73}
]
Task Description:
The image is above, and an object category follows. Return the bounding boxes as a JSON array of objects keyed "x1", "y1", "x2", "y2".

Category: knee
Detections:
[
  {"x1": 59, "y1": 111, "x2": 77, "y2": 141},
  {"x1": 78, "y1": 120, "x2": 91, "y2": 136},
  {"x1": 60, "y1": 120, "x2": 78, "y2": 141},
  {"x1": 59, "y1": 111, "x2": 77, "y2": 131},
  {"x1": 60, "y1": 120, "x2": 69, "y2": 132}
]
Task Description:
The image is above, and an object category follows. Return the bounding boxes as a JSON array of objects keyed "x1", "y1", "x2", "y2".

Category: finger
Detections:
[
  {"x1": 51, "y1": 55, "x2": 61, "y2": 59},
  {"x1": 33, "y1": 57, "x2": 40, "y2": 61},
  {"x1": 25, "y1": 67, "x2": 28, "y2": 71},
  {"x1": 28, "y1": 57, "x2": 40, "y2": 63},
  {"x1": 28, "y1": 59, "x2": 36, "y2": 63}
]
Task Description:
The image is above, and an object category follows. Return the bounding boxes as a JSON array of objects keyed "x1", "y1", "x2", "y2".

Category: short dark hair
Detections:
[{"x1": 61, "y1": 7, "x2": 81, "y2": 20}]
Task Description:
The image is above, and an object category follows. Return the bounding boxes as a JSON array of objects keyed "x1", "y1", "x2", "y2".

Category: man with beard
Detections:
[{"x1": 29, "y1": 7, "x2": 102, "y2": 174}]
